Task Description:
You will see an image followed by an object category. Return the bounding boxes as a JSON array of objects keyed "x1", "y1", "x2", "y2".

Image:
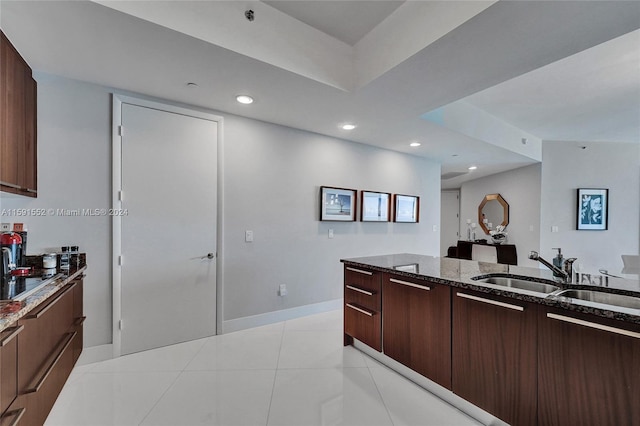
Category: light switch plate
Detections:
[{"x1": 245, "y1": 230, "x2": 254, "y2": 242}]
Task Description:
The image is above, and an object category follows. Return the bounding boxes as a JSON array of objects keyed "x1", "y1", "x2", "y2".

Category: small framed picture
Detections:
[
  {"x1": 394, "y1": 194, "x2": 419, "y2": 223},
  {"x1": 361, "y1": 191, "x2": 391, "y2": 222},
  {"x1": 577, "y1": 188, "x2": 608, "y2": 230},
  {"x1": 320, "y1": 186, "x2": 357, "y2": 221}
]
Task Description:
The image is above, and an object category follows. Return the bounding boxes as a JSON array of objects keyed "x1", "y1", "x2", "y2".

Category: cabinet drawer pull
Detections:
[
  {"x1": 1, "y1": 407, "x2": 26, "y2": 426},
  {"x1": 547, "y1": 313, "x2": 640, "y2": 339},
  {"x1": 74, "y1": 316, "x2": 87, "y2": 327},
  {"x1": 346, "y1": 303, "x2": 374, "y2": 317},
  {"x1": 456, "y1": 292, "x2": 524, "y2": 311},
  {"x1": 346, "y1": 267, "x2": 373, "y2": 276},
  {"x1": 0, "y1": 181, "x2": 22, "y2": 189},
  {"x1": 24, "y1": 331, "x2": 77, "y2": 394},
  {"x1": 0, "y1": 325, "x2": 24, "y2": 347},
  {"x1": 346, "y1": 285, "x2": 374, "y2": 296},
  {"x1": 389, "y1": 278, "x2": 431, "y2": 291},
  {"x1": 25, "y1": 281, "x2": 77, "y2": 319}
]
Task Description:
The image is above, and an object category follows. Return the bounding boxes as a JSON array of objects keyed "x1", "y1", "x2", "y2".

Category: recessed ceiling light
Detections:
[
  {"x1": 236, "y1": 95, "x2": 254, "y2": 104},
  {"x1": 468, "y1": 166, "x2": 478, "y2": 170},
  {"x1": 409, "y1": 142, "x2": 421, "y2": 147},
  {"x1": 341, "y1": 124, "x2": 356, "y2": 130}
]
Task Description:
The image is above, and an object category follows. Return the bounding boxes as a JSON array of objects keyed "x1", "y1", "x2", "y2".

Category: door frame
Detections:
[{"x1": 111, "y1": 94, "x2": 225, "y2": 358}]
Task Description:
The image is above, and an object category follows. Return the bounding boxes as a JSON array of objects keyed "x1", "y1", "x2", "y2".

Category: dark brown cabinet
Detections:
[
  {"x1": 1, "y1": 30, "x2": 37, "y2": 197},
  {"x1": 343, "y1": 266, "x2": 382, "y2": 351},
  {"x1": 0, "y1": 325, "x2": 22, "y2": 419},
  {"x1": 13, "y1": 280, "x2": 81, "y2": 425},
  {"x1": 382, "y1": 273, "x2": 451, "y2": 389},
  {"x1": 538, "y1": 307, "x2": 640, "y2": 426},
  {"x1": 452, "y1": 289, "x2": 538, "y2": 426}
]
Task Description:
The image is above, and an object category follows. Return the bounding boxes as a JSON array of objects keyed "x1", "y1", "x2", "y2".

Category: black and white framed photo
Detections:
[
  {"x1": 393, "y1": 194, "x2": 420, "y2": 223},
  {"x1": 320, "y1": 186, "x2": 357, "y2": 221},
  {"x1": 361, "y1": 191, "x2": 391, "y2": 222},
  {"x1": 577, "y1": 188, "x2": 608, "y2": 230}
]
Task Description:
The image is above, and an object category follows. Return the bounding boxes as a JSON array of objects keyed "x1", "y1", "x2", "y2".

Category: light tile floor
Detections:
[{"x1": 45, "y1": 309, "x2": 483, "y2": 426}]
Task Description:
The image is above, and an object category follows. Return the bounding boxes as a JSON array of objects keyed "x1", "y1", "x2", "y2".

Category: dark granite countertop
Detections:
[
  {"x1": 341, "y1": 253, "x2": 640, "y2": 325},
  {"x1": 0, "y1": 266, "x2": 87, "y2": 333}
]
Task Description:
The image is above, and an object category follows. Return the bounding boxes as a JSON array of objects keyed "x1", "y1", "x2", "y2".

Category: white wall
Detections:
[
  {"x1": 540, "y1": 141, "x2": 640, "y2": 273},
  {"x1": 0, "y1": 73, "x2": 112, "y2": 347},
  {"x1": 460, "y1": 164, "x2": 542, "y2": 267},
  {"x1": 222, "y1": 116, "x2": 440, "y2": 322},
  {"x1": 0, "y1": 73, "x2": 441, "y2": 347}
]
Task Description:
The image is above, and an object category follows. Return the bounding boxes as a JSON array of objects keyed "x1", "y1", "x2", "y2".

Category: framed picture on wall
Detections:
[
  {"x1": 577, "y1": 188, "x2": 608, "y2": 230},
  {"x1": 394, "y1": 194, "x2": 420, "y2": 223},
  {"x1": 361, "y1": 191, "x2": 391, "y2": 222},
  {"x1": 320, "y1": 186, "x2": 357, "y2": 221}
]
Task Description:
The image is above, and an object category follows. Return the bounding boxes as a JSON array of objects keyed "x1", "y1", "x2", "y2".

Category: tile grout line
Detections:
[
  {"x1": 365, "y1": 364, "x2": 397, "y2": 426},
  {"x1": 264, "y1": 320, "x2": 288, "y2": 426},
  {"x1": 136, "y1": 337, "x2": 210, "y2": 425}
]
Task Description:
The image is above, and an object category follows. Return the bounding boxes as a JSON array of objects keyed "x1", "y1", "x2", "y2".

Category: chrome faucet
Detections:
[{"x1": 529, "y1": 251, "x2": 570, "y2": 282}]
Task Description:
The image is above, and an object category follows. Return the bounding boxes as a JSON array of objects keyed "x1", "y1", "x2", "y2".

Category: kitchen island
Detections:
[{"x1": 342, "y1": 253, "x2": 639, "y2": 426}]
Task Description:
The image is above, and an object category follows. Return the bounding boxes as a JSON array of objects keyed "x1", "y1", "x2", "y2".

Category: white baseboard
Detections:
[
  {"x1": 222, "y1": 299, "x2": 342, "y2": 334},
  {"x1": 76, "y1": 343, "x2": 114, "y2": 366}
]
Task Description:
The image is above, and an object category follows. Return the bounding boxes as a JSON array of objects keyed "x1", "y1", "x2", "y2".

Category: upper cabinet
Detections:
[{"x1": 1, "y1": 31, "x2": 37, "y2": 197}]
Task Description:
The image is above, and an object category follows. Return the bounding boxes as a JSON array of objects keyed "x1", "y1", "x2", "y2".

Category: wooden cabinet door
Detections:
[
  {"x1": 538, "y1": 308, "x2": 640, "y2": 425},
  {"x1": 0, "y1": 325, "x2": 22, "y2": 416},
  {"x1": 0, "y1": 30, "x2": 37, "y2": 196},
  {"x1": 0, "y1": 31, "x2": 25, "y2": 190},
  {"x1": 21, "y1": 73, "x2": 37, "y2": 193},
  {"x1": 452, "y1": 290, "x2": 537, "y2": 426},
  {"x1": 383, "y1": 274, "x2": 451, "y2": 389}
]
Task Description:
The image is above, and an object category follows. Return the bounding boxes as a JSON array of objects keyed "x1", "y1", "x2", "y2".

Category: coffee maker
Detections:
[{"x1": 1, "y1": 232, "x2": 23, "y2": 274}]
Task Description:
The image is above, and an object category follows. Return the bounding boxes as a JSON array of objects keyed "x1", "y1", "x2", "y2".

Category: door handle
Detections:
[{"x1": 190, "y1": 253, "x2": 216, "y2": 261}]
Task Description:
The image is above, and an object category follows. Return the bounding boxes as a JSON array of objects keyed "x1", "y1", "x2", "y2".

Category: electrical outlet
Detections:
[
  {"x1": 328, "y1": 229, "x2": 334, "y2": 239},
  {"x1": 278, "y1": 284, "x2": 288, "y2": 296},
  {"x1": 0, "y1": 223, "x2": 10, "y2": 232}
]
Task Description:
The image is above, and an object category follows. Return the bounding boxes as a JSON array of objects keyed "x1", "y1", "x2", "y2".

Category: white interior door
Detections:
[
  {"x1": 119, "y1": 102, "x2": 218, "y2": 355},
  {"x1": 441, "y1": 190, "x2": 460, "y2": 256}
]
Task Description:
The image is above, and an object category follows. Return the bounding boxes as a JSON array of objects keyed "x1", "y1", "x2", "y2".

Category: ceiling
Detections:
[
  {"x1": 264, "y1": 1, "x2": 405, "y2": 46},
  {"x1": 1, "y1": 1, "x2": 638, "y2": 189}
]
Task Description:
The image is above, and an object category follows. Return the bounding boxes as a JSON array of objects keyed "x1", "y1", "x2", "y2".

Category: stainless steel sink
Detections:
[
  {"x1": 555, "y1": 289, "x2": 640, "y2": 310},
  {"x1": 472, "y1": 275, "x2": 561, "y2": 294}
]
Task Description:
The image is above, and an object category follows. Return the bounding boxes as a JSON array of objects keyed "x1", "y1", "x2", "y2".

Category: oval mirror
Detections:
[{"x1": 478, "y1": 194, "x2": 509, "y2": 235}]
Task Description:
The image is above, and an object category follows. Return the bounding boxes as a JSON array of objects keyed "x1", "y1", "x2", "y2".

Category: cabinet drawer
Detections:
[
  {"x1": 0, "y1": 325, "x2": 22, "y2": 416},
  {"x1": 344, "y1": 266, "x2": 381, "y2": 293},
  {"x1": 345, "y1": 284, "x2": 380, "y2": 311},
  {"x1": 344, "y1": 303, "x2": 381, "y2": 352}
]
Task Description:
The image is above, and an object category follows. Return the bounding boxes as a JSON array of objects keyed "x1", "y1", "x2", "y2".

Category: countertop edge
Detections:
[
  {"x1": 0, "y1": 266, "x2": 87, "y2": 333},
  {"x1": 342, "y1": 257, "x2": 640, "y2": 326}
]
